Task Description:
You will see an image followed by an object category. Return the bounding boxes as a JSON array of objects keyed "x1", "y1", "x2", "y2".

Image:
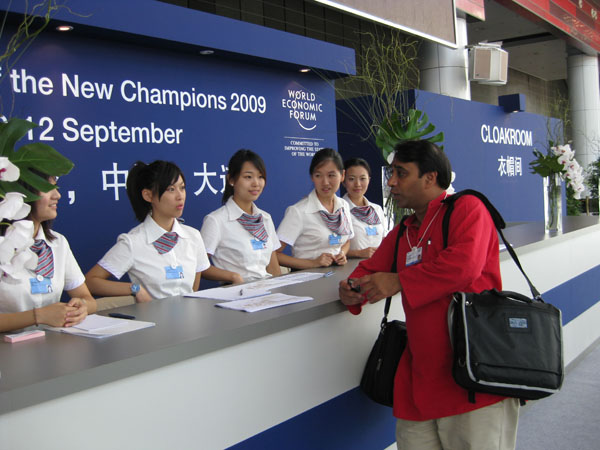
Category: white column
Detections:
[
  {"x1": 567, "y1": 54, "x2": 600, "y2": 168},
  {"x1": 420, "y1": 13, "x2": 470, "y2": 100}
]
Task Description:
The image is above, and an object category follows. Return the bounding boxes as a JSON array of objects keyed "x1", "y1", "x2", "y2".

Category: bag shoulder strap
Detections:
[
  {"x1": 441, "y1": 189, "x2": 505, "y2": 247},
  {"x1": 441, "y1": 189, "x2": 541, "y2": 300},
  {"x1": 382, "y1": 216, "x2": 408, "y2": 324}
]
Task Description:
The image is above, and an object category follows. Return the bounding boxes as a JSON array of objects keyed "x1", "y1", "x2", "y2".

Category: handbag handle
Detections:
[
  {"x1": 382, "y1": 216, "x2": 406, "y2": 326},
  {"x1": 496, "y1": 228, "x2": 542, "y2": 301},
  {"x1": 488, "y1": 288, "x2": 533, "y2": 304}
]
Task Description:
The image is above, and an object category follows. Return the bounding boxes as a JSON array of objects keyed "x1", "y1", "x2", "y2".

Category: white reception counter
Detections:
[{"x1": 1, "y1": 217, "x2": 599, "y2": 450}]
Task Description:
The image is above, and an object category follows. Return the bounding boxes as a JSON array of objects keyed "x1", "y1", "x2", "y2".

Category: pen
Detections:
[
  {"x1": 108, "y1": 313, "x2": 136, "y2": 320},
  {"x1": 323, "y1": 271, "x2": 334, "y2": 277}
]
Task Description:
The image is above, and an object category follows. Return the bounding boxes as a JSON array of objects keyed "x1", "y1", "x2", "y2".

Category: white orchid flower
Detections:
[
  {"x1": 446, "y1": 171, "x2": 456, "y2": 195},
  {"x1": 0, "y1": 157, "x2": 19, "y2": 182},
  {"x1": 0, "y1": 220, "x2": 34, "y2": 264},
  {"x1": 0, "y1": 192, "x2": 31, "y2": 221},
  {"x1": 0, "y1": 246, "x2": 37, "y2": 283},
  {"x1": 552, "y1": 144, "x2": 573, "y2": 158},
  {"x1": 557, "y1": 153, "x2": 571, "y2": 166}
]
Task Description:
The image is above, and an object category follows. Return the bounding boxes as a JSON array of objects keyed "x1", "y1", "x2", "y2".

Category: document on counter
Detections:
[
  {"x1": 243, "y1": 272, "x2": 326, "y2": 291},
  {"x1": 215, "y1": 293, "x2": 313, "y2": 313},
  {"x1": 46, "y1": 314, "x2": 155, "y2": 339},
  {"x1": 184, "y1": 285, "x2": 270, "y2": 301}
]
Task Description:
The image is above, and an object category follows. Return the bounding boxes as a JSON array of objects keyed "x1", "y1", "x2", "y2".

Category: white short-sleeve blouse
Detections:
[
  {"x1": 277, "y1": 189, "x2": 354, "y2": 260},
  {"x1": 343, "y1": 193, "x2": 389, "y2": 250},
  {"x1": 98, "y1": 215, "x2": 210, "y2": 299},
  {"x1": 201, "y1": 198, "x2": 281, "y2": 282},
  {"x1": 0, "y1": 229, "x2": 85, "y2": 313}
]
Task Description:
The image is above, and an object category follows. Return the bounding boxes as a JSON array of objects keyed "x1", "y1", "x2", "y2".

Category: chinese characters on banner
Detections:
[
  {"x1": 101, "y1": 162, "x2": 228, "y2": 201},
  {"x1": 497, "y1": 156, "x2": 523, "y2": 177}
]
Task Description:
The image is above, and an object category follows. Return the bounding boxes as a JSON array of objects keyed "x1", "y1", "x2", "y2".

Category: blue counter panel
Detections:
[
  {"x1": 228, "y1": 387, "x2": 396, "y2": 450},
  {"x1": 542, "y1": 264, "x2": 600, "y2": 325}
]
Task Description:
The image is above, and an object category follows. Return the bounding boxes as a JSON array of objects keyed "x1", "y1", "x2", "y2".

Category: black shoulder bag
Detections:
[
  {"x1": 359, "y1": 218, "x2": 407, "y2": 407},
  {"x1": 446, "y1": 190, "x2": 564, "y2": 402}
]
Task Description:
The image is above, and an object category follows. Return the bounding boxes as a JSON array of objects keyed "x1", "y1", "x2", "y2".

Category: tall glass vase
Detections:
[{"x1": 543, "y1": 173, "x2": 563, "y2": 233}]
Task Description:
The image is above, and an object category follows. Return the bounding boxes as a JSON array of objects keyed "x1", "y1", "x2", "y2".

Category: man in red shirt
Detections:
[{"x1": 339, "y1": 140, "x2": 519, "y2": 450}]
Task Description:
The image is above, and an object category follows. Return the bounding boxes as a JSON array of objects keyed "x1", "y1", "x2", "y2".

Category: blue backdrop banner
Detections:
[
  {"x1": 0, "y1": 27, "x2": 340, "y2": 271},
  {"x1": 337, "y1": 89, "x2": 560, "y2": 223}
]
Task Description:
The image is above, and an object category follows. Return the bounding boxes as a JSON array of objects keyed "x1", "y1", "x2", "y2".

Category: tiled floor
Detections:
[{"x1": 516, "y1": 340, "x2": 600, "y2": 450}]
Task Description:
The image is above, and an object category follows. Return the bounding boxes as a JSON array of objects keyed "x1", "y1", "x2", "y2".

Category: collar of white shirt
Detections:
[
  {"x1": 225, "y1": 197, "x2": 259, "y2": 221},
  {"x1": 143, "y1": 214, "x2": 189, "y2": 245},
  {"x1": 33, "y1": 226, "x2": 55, "y2": 248},
  {"x1": 305, "y1": 189, "x2": 345, "y2": 214},
  {"x1": 342, "y1": 193, "x2": 373, "y2": 209}
]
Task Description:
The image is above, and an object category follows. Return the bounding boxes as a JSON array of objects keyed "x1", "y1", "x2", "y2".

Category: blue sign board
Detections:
[{"x1": 338, "y1": 89, "x2": 560, "y2": 223}]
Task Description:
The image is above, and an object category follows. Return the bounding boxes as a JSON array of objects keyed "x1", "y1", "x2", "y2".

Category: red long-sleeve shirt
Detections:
[{"x1": 349, "y1": 192, "x2": 507, "y2": 420}]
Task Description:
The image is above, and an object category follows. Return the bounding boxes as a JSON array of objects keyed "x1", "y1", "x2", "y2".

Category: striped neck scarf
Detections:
[
  {"x1": 318, "y1": 208, "x2": 351, "y2": 235},
  {"x1": 237, "y1": 213, "x2": 269, "y2": 242},
  {"x1": 30, "y1": 239, "x2": 54, "y2": 278},
  {"x1": 351, "y1": 205, "x2": 381, "y2": 225},
  {"x1": 153, "y1": 231, "x2": 179, "y2": 254}
]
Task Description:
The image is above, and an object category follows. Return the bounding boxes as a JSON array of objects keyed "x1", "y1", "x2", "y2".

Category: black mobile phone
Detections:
[{"x1": 347, "y1": 278, "x2": 361, "y2": 293}]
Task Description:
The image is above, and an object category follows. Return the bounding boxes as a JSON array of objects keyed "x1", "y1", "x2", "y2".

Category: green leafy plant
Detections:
[
  {"x1": 587, "y1": 156, "x2": 600, "y2": 199},
  {"x1": 319, "y1": 30, "x2": 446, "y2": 223},
  {"x1": 529, "y1": 145, "x2": 563, "y2": 178},
  {"x1": 319, "y1": 30, "x2": 420, "y2": 157},
  {"x1": 0, "y1": 118, "x2": 74, "y2": 201},
  {"x1": 376, "y1": 109, "x2": 444, "y2": 163}
]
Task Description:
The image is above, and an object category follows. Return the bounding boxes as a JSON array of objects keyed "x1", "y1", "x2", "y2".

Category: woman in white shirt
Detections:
[
  {"x1": 277, "y1": 148, "x2": 354, "y2": 270},
  {"x1": 85, "y1": 160, "x2": 210, "y2": 302},
  {"x1": 201, "y1": 149, "x2": 281, "y2": 283},
  {"x1": 0, "y1": 174, "x2": 96, "y2": 332},
  {"x1": 342, "y1": 158, "x2": 388, "y2": 259}
]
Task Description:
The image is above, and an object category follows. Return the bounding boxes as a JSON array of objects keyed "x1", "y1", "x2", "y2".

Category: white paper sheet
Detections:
[
  {"x1": 46, "y1": 314, "x2": 155, "y2": 339},
  {"x1": 184, "y1": 286, "x2": 270, "y2": 301},
  {"x1": 215, "y1": 293, "x2": 313, "y2": 313},
  {"x1": 243, "y1": 272, "x2": 327, "y2": 291}
]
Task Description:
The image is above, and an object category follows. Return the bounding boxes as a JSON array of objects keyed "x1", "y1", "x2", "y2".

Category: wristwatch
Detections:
[{"x1": 130, "y1": 283, "x2": 141, "y2": 296}]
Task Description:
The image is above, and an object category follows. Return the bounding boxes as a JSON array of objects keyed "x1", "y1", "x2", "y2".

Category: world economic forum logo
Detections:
[{"x1": 281, "y1": 88, "x2": 323, "y2": 131}]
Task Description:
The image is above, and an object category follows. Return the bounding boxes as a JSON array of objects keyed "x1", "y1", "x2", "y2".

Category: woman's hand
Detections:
[
  {"x1": 230, "y1": 272, "x2": 244, "y2": 285},
  {"x1": 359, "y1": 247, "x2": 377, "y2": 259},
  {"x1": 333, "y1": 251, "x2": 347, "y2": 265},
  {"x1": 135, "y1": 286, "x2": 152, "y2": 303},
  {"x1": 315, "y1": 253, "x2": 335, "y2": 267},
  {"x1": 35, "y1": 303, "x2": 70, "y2": 327},
  {"x1": 64, "y1": 298, "x2": 89, "y2": 327}
]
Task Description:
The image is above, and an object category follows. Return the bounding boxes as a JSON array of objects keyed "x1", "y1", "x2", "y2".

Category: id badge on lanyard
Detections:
[
  {"x1": 329, "y1": 234, "x2": 341, "y2": 245},
  {"x1": 366, "y1": 226, "x2": 378, "y2": 236},
  {"x1": 164, "y1": 264, "x2": 184, "y2": 279},
  {"x1": 30, "y1": 276, "x2": 53, "y2": 294},
  {"x1": 405, "y1": 247, "x2": 422, "y2": 266},
  {"x1": 251, "y1": 238, "x2": 267, "y2": 250}
]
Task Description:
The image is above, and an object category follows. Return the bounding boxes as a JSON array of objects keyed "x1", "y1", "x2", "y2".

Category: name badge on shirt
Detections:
[
  {"x1": 329, "y1": 234, "x2": 341, "y2": 245},
  {"x1": 164, "y1": 265, "x2": 184, "y2": 279},
  {"x1": 30, "y1": 276, "x2": 53, "y2": 294},
  {"x1": 405, "y1": 247, "x2": 422, "y2": 266},
  {"x1": 251, "y1": 239, "x2": 267, "y2": 250},
  {"x1": 366, "y1": 226, "x2": 378, "y2": 236}
]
